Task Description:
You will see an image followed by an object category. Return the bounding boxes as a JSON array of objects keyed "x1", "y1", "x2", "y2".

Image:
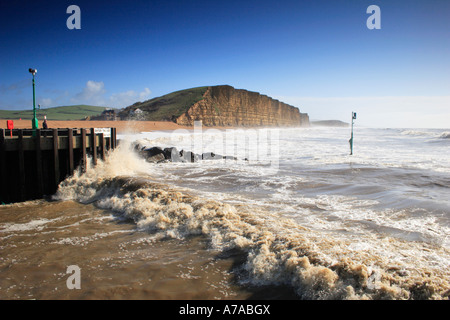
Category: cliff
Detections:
[{"x1": 120, "y1": 85, "x2": 309, "y2": 127}]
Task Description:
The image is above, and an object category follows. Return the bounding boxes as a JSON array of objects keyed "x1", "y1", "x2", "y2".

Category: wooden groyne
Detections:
[{"x1": 0, "y1": 128, "x2": 117, "y2": 204}]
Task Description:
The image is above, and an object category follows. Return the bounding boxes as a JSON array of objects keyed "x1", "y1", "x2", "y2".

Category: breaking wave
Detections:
[
  {"x1": 401, "y1": 129, "x2": 450, "y2": 140},
  {"x1": 53, "y1": 141, "x2": 450, "y2": 300},
  {"x1": 401, "y1": 130, "x2": 431, "y2": 137}
]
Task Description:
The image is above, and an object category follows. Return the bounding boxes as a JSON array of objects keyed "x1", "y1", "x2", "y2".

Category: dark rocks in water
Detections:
[
  {"x1": 201, "y1": 152, "x2": 237, "y2": 161},
  {"x1": 135, "y1": 144, "x2": 239, "y2": 163},
  {"x1": 163, "y1": 147, "x2": 177, "y2": 159},
  {"x1": 133, "y1": 143, "x2": 146, "y2": 151},
  {"x1": 146, "y1": 153, "x2": 166, "y2": 163},
  {"x1": 143, "y1": 146, "x2": 164, "y2": 157},
  {"x1": 163, "y1": 147, "x2": 184, "y2": 162},
  {"x1": 202, "y1": 152, "x2": 222, "y2": 160},
  {"x1": 180, "y1": 150, "x2": 199, "y2": 163},
  {"x1": 140, "y1": 146, "x2": 167, "y2": 163},
  {"x1": 223, "y1": 155, "x2": 238, "y2": 160}
]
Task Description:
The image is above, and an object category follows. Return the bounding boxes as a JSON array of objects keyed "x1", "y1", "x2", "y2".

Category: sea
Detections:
[{"x1": 1, "y1": 126, "x2": 449, "y2": 300}]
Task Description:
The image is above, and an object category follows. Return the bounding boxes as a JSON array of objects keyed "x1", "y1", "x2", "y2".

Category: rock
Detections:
[
  {"x1": 202, "y1": 152, "x2": 222, "y2": 160},
  {"x1": 164, "y1": 147, "x2": 184, "y2": 162},
  {"x1": 141, "y1": 146, "x2": 164, "y2": 157},
  {"x1": 136, "y1": 145, "x2": 241, "y2": 163},
  {"x1": 180, "y1": 150, "x2": 199, "y2": 163},
  {"x1": 133, "y1": 143, "x2": 146, "y2": 151},
  {"x1": 222, "y1": 155, "x2": 237, "y2": 160},
  {"x1": 139, "y1": 147, "x2": 167, "y2": 163},
  {"x1": 163, "y1": 147, "x2": 178, "y2": 159},
  {"x1": 145, "y1": 153, "x2": 166, "y2": 163}
]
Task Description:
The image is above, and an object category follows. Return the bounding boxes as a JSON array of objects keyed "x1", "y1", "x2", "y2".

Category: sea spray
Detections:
[
  {"x1": 53, "y1": 138, "x2": 450, "y2": 299},
  {"x1": 54, "y1": 139, "x2": 159, "y2": 202}
]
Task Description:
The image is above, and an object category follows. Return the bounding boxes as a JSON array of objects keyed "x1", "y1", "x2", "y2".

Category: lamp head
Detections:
[{"x1": 28, "y1": 68, "x2": 37, "y2": 75}]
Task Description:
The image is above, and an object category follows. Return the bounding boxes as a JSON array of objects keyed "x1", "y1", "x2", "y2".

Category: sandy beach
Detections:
[{"x1": 0, "y1": 119, "x2": 191, "y2": 134}]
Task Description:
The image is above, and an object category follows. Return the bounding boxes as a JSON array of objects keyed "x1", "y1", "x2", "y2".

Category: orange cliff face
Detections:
[{"x1": 175, "y1": 85, "x2": 309, "y2": 127}]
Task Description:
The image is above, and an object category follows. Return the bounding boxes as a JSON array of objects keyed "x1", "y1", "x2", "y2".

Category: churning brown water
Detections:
[
  {"x1": 1, "y1": 127, "x2": 449, "y2": 299},
  {"x1": 1, "y1": 199, "x2": 290, "y2": 300}
]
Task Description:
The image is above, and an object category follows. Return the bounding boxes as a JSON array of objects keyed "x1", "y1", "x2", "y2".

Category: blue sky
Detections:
[{"x1": 1, "y1": 0, "x2": 449, "y2": 128}]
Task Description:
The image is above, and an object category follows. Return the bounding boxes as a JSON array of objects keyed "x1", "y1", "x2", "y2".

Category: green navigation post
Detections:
[
  {"x1": 349, "y1": 111, "x2": 356, "y2": 155},
  {"x1": 29, "y1": 68, "x2": 39, "y2": 131}
]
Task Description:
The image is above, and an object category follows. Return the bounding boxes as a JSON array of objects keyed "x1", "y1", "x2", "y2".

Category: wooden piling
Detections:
[
  {"x1": 18, "y1": 130, "x2": 26, "y2": 202},
  {"x1": 68, "y1": 128, "x2": 74, "y2": 176},
  {"x1": 0, "y1": 129, "x2": 6, "y2": 203},
  {"x1": 108, "y1": 128, "x2": 113, "y2": 150},
  {"x1": 114, "y1": 128, "x2": 117, "y2": 148},
  {"x1": 52, "y1": 129, "x2": 60, "y2": 191},
  {"x1": 100, "y1": 133, "x2": 105, "y2": 160},
  {"x1": 90, "y1": 128, "x2": 97, "y2": 165},
  {"x1": 81, "y1": 128, "x2": 87, "y2": 172},
  {"x1": 110, "y1": 128, "x2": 116, "y2": 149}
]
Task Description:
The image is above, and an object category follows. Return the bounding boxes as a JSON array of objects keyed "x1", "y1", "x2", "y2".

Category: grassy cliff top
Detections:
[{"x1": 119, "y1": 86, "x2": 209, "y2": 121}]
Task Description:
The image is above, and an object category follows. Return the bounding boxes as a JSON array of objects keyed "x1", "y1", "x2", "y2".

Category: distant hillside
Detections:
[
  {"x1": 0, "y1": 105, "x2": 111, "y2": 120},
  {"x1": 118, "y1": 87, "x2": 209, "y2": 121},
  {"x1": 311, "y1": 120, "x2": 349, "y2": 127},
  {"x1": 120, "y1": 85, "x2": 310, "y2": 127}
]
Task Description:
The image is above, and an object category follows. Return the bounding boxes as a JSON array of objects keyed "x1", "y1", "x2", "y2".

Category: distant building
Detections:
[
  {"x1": 132, "y1": 108, "x2": 143, "y2": 115},
  {"x1": 102, "y1": 108, "x2": 117, "y2": 120},
  {"x1": 128, "y1": 108, "x2": 145, "y2": 120},
  {"x1": 90, "y1": 108, "x2": 118, "y2": 121}
]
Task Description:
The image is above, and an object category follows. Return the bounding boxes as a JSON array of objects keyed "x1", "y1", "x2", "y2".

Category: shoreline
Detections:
[
  {"x1": 0, "y1": 119, "x2": 308, "y2": 135},
  {"x1": 0, "y1": 119, "x2": 192, "y2": 135}
]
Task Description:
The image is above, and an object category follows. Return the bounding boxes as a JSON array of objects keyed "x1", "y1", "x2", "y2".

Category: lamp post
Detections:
[
  {"x1": 29, "y1": 68, "x2": 39, "y2": 131},
  {"x1": 349, "y1": 111, "x2": 356, "y2": 155}
]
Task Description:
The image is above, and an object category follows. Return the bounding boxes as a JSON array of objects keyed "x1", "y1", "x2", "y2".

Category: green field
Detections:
[
  {"x1": 0, "y1": 105, "x2": 110, "y2": 120},
  {"x1": 2, "y1": 87, "x2": 207, "y2": 122}
]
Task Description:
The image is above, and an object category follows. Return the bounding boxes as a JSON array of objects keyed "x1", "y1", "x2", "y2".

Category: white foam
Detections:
[{"x1": 0, "y1": 217, "x2": 65, "y2": 233}]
